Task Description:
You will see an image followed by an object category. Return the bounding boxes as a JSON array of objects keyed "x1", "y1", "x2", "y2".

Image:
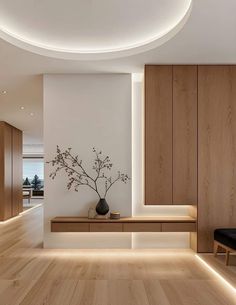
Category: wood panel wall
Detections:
[
  {"x1": 145, "y1": 65, "x2": 197, "y2": 205},
  {"x1": 0, "y1": 122, "x2": 12, "y2": 220},
  {"x1": 0, "y1": 122, "x2": 23, "y2": 221},
  {"x1": 12, "y1": 127, "x2": 23, "y2": 215},
  {"x1": 173, "y1": 66, "x2": 198, "y2": 204},
  {"x1": 0, "y1": 124, "x2": 3, "y2": 219},
  {"x1": 198, "y1": 66, "x2": 236, "y2": 252},
  {"x1": 145, "y1": 65, "x2": 173, "y2": 205},
  {"x1": 145, "y1": 65, "x2": 236, "y2": 252}
]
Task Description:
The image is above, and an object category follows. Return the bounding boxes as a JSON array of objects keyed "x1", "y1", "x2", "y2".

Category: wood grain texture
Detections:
[
  {"x1": 198, "y1": 66, "x2": 236, "y2": 252},
  {"x1": 0, "y1": 122, "x2": 13, "y2": 220},
  {"x1": 162, "y1": 222, "x2": 196, "y2": 232},
  {"x1": 51, "y1": 216, "x2": 196, "y2": 223},
  {"x1": 173, "y1": 66, "x2": 198, "y2": 205},
  {"x1": 51, "y1": 222, "x2": 89, "y2": 232},
  {"x1": 199, "y1": 254, "x2": 236, "y2": 287},
  {"x1": 123, "y1": 223, "x2": 161, "y2": 232},
  {"x1": 0, "y1": 122, "x2": 4, "y2": 220},
  {"x1": 12, "y1": 127, "x2": 23, "y2": 216},
  {"x1": 90, "y1": 223, "x2": 123, "y2": 232},
  {"x1": 51, "y1": 217, "x2": 196, "y2": 232},
  {"x1": 189, "y1": 206, "x2": 198, "y2": 251},
  {"x1": 0, "y1": 205, "x2": 236, "y2": 305},
  {"x1": 145, "y1": 65, "x2": 173, "y2": 205},
  {"x1": 0, "y1": 122, "x2": 22, "y2": 220}
]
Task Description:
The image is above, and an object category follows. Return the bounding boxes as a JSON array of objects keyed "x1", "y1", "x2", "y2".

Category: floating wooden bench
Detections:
[{"x1": 51, "y1": 216, "x2": 196, "y2": 233}]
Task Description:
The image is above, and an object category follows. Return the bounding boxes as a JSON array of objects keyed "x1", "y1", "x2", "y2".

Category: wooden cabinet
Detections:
[
  {"x1": 0, "y1": 122, "x2": 23, "y2": 221},
  {"x1": 90, "y1": 223, "x2": 123, "y2": 232},
  {"x1": 123, "y1": 223, "x2": 161, "y2": 232},
  {"x1": 51, "y1": 222, "x2": 89, "y2": 232},
  {"x1": 162, "y1": 222, "x2": 196, "y2": 232},
  {"x1": 145, "y1": 65, "x2": 197, "y2": 205},
  {"x1": 51, "y1": 217, "x2": 196, "y2": 233},
  {"x1": 173, "y1": 66, "x2": 197, "y2": 204},
  {"x1": 198, "y1": 66, "x2": 236, "y2": 252},
  {"x1": 145, "y1": 65, "x2": 236, "y2": 252},
  {"x1": 145, "y1": 65, "x2": 173, "y2": 205}
]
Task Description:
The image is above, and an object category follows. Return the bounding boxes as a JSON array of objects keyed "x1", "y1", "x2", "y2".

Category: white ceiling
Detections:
[
  {"x1": 0, "y1": 0, "x2": 192, "y2": 59},
  {"x1": 0, "y1": 0, "x2": 236, "y2": 146}
]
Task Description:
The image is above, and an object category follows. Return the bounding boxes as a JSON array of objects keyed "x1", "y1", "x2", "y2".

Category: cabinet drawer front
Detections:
[
  {"x1": 162, "y1": 223, "x2": 196, "y2": 232},
  {"x1": 51, "y1": 223, "x2": 89, "y2": 232},
  {"x1": 123, "y1": 223, "x2": 161, "y2": 232},
  {"x1": 90, "y1": 223, "x2": 122, "y2": 232}
]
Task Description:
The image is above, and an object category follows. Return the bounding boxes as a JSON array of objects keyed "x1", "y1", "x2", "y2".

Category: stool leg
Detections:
[
  {"x1": 213, "y1": 241, "x2": 218, "y2": 257},
  {"x1": 225, "y1": 250, "x2": 230, "y2": 266}
]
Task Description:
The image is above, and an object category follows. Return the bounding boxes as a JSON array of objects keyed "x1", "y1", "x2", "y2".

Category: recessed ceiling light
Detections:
[
  {"x1": 1, "y1": 90, "x2": 7, "y2": 94},
  {"x1": 30, "y1": 112, "x2": 34, "y2": 116},
  {"x1": 20, "y1": 106, "x2": 25, "y2": 110}
]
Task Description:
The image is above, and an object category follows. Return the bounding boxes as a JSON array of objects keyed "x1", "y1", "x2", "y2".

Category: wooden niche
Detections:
[{"x1": 198, "y1": 66, "x2": 236, "y2": 252}]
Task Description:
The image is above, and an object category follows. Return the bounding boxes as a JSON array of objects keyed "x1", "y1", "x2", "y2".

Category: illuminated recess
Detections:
[{"x1": 0, "y1": 0, "x2": 193, "y2": 60}]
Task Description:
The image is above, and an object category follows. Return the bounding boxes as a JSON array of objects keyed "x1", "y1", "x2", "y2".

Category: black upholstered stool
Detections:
[{"x1": 214, "y1": 229, "x2": 236, "y2": 265}]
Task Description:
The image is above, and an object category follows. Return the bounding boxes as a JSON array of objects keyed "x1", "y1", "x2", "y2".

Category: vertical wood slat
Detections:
[
  {"x1": 0, "y1": 122, "x2": 22, "y2": 221},
  {"x1": 12, "y1": 127, "x2": 23, "y2": 215},
  {"x1": 145, "y1": 65, "x2": 173, "y2": 205},
  {"x1": 198, "y1": 66, "x2": 236, "y2": 252},
  {"x1": 0, "y1": 122, "x2": 12, "y2": 220},
  {"x1": 0, "y1": 122, "x2": 4, "y2": 220},
  {"x1": 173, "y1": 66, "x2": 198, "y2": 204},
  {"x1": 4, "y1": 123, "x2": 13, "y2": 220}
]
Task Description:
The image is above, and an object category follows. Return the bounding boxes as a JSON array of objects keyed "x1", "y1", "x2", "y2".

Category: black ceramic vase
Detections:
[{"x1": 96, "y1": 198, "x2": 109, "y2": 215}]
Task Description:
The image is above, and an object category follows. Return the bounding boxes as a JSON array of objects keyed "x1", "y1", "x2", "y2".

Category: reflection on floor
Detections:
[
  {"x1": 199, "y1": 253, "x2": 236, "y2": 289},
  {"x1": 0, "y1": 205, "x2": 235, "y2": 305},
  {"x1": 23, "y1": 198, "x2": 43, "y2": 212}
]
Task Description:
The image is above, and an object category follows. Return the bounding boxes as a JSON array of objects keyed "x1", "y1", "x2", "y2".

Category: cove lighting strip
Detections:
[
  {"x1": 0, "y1": 204, "x2": 42, "y2": 224},
  {"x1": 195, "y1": 254, "x2": 236, "y2": 294},
  {"x1": 20, "y1": 203, "x2": 42, "y2": 215}
]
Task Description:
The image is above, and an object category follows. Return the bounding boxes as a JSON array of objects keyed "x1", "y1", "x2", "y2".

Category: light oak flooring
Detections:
[
  {"x1": 0, "y1": 206, "x2": 236, "y2": 305},
  {"x1": 199, "y1": 253, "x2": 236, "y2": 288}
]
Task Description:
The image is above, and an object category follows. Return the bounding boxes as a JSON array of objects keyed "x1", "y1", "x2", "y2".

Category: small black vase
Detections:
[{"x1": 96, "y1": 198, "x2": 109, "y2": 215}]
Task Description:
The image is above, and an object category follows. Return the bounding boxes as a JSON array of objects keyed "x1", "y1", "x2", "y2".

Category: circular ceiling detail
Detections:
[{"x1": 0, "y1": 0, "x2": 193, "y2": 60}]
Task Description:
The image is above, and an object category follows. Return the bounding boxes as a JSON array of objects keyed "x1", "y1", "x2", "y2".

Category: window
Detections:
[{"x1": 23, "y1": 158, "x2": 44, "y2": 185}]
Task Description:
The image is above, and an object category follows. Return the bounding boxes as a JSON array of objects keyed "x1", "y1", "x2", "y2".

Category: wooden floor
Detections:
[
  {"x1": 199, "y1": 253, "x2": 236, "y2": 288},
  {"x1": 0, "y1": 206, "x2": 236, "y2": 305}
]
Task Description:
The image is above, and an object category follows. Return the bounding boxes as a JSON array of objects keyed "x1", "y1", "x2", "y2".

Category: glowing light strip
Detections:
[
  {"x1": 20, "y1": 203, "x2": 42, "y2": 215},
  {"x1": 0, "y1": 203, "x2": 42, "y2": 224},
  {"x1": 0, "y1": 21, "x2": 177, "y2": 54},
  {"x1": 0, "y1": 1, "x2": 193, "y2": 59},
  {"x1": 0, "y1": 214, "x2": 22, "y2": 224},
  {"x1": 0, "y1": 1, "x2": 192, "y2": 54},
  {"x1": 195, "y1": 254, "x2": 236, "y2": 294}
]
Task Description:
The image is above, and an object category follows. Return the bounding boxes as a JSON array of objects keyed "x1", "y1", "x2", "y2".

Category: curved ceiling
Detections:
[{"x1": 0, "y1": 0, "x2": 192, "y2": 60}]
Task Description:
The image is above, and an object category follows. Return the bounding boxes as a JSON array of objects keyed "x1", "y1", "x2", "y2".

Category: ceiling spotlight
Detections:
[
  {"x1": 1, "y1": 90, "x2": 7, "y2": 94},
  {"x1": 20, "y1": 106, "x2": 25, "y2": 110},
  {"x1": 30, "y1": 112, "x2": 34, "y2": 116}
]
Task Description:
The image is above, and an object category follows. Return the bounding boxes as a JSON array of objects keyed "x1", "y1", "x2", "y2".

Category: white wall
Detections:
[
  {"x1": 44, "y1": 74, "x2": 132, "y2": 248},
  {"x1": 44, "y1": 73, "x2": 190, "y2": 249}
]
